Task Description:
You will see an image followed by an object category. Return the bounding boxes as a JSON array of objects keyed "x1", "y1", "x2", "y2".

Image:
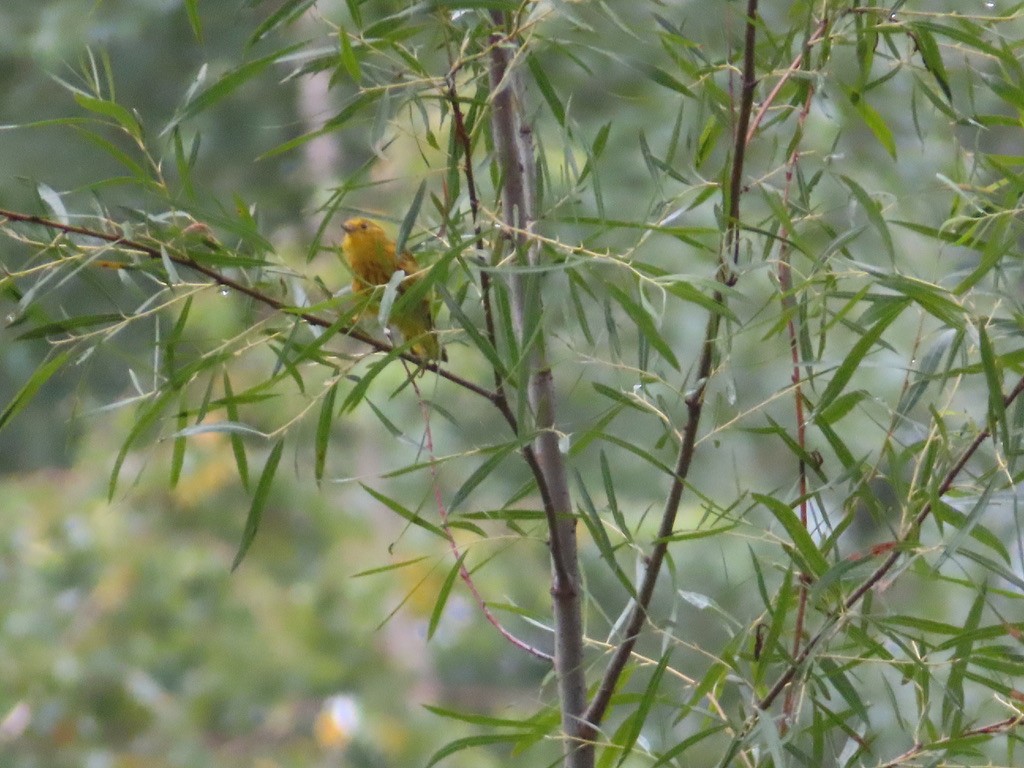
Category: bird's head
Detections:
[{"x1": 341, "y1": 217, "x2": 388, "y2": 253}]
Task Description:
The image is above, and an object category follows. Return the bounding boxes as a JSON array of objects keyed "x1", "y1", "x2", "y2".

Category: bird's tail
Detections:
[{"x1": 394, "y1": 309, "x2": 446, "y2": 362}]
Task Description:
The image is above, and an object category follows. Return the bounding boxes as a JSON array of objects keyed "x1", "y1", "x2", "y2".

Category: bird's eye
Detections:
[{"x1": 360, "y1": 222, "x2": 368, "y2": 230}]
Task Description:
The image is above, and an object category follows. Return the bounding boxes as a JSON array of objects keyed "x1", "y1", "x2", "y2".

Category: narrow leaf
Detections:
[
  {"x1": 231, "y1": 438, "x2": 284, "y2": 572},
  {"x1": 607, "y1": 284, "x2": 680, "y2": 370},
  {"x1": 395, "y1": 179, "x2": 427, "y2": 256},
  {"x1": 755, "y1": 493, "x2": 830, "y2": 578},
  {"x1": 816, "y1": 299, "x2": 907, "y2": 412},
  {"x1": 427, "y1": 551, "x2": 467, "y2": 640},
  {"x1": 0, "y1": 351, "x2": 71, "y2": 433},
  {"x1": 361, "y1": 483, "x2": 445, "y2": 538},
  {"x1": 315, "y1": 381, "x2": 339, "y2": 485}
]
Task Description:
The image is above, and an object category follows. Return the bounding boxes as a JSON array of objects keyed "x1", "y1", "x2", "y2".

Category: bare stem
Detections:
[
  {"x1": 583, "y1": 0, "x2": 762, "y2": 740},
  {"x1": 773, "y1": 24, "x2": 824, "y2": 723},
  {"x1": 486, "y1": 11, "x2": 588, "y2": 766}
]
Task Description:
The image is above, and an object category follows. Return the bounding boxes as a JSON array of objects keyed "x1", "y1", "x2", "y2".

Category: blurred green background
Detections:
[{"x1": 2, "y1": 1, "x2": 1022, "y2": 767}]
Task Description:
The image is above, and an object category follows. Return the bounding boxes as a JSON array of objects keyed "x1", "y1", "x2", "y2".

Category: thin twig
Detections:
[
  {"x1": 583, "y1": 0, "x2": 763, "y2": 736},
  {"x1": 442, "y1": 71, "x2": 557, "y2": 522},
  {"x1": 757, "y1": 372, "x2": 1024, "y2": 711},
  {"x1": 724, "y1": 0, "x2": 761, "y2": 279},
  {"x1": 773, "y1": 20, "x2": 826, "y2": 723},
  {"x1": 410, "y1": 373, "x2": 552, "y2": 662},
  {"x1": 0, "y1": 208, "x2": 499, "y2": 404},
  {"x1": 582, "y1": 295, "x2": 725, "y2": 731},
  {"x1": 873, "y1": 713, "x2": 1024, "y2": 768},
  {"x1": 746, "y1": 18, "x2": 829, "y2": 145}
]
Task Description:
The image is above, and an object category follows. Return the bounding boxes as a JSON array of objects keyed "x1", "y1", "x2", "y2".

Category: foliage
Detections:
[{"x1": 3, "y1": 1, "x2": 1024, "y2": 767}]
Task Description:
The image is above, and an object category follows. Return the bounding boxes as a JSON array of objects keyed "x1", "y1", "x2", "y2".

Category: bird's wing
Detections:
[{"x1": 396, "y1": 251, "x2": 422, "y2": 283}]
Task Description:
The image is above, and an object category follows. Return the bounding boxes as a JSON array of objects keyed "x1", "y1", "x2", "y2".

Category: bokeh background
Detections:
[{"x1": 3, "y1": 1, "x2": 1024, "y2": 767}]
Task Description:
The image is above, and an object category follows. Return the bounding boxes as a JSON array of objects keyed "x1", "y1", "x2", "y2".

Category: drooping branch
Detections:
[
  {"x1": 757, "y1": 372, "x2": 1024, "y2": 713},
  {"x1": 0, "y1": 208, "x2": 499, "y2": 405}
]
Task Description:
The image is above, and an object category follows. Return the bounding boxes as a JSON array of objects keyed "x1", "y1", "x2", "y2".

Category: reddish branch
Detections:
[
  {"x1": 771, "y1": 15, "x2": 830, "y2": 725},
  {"x1": 757, "y1": 373, "x2": 1024, "y2": 712}
]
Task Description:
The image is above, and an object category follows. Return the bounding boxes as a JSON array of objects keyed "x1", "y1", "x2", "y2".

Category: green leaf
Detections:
[
  {"x1": 575, "y1": 470, "x2": 637, "y2": 600},
  {"x1": 437, "y1": 284, "x2": 510, "y2": 379},
  {"x1": 911, "y1": 25, "x2": 952, "y2": 102},
  {"x1": 222, "y1": 372, "x2": 250, "y2": 490},
  {"x1": 340, "y1": 349, "x2": 404, "y2": 413},
  {"x1": 247, "y1": 0, "x2": 317, "y2": 47},
  {"x1": 427, "y1": 551, "x2": 466, "y2": 640},
  {"x1": 840, "y1": 175, "x2": 895, "y2": 261},
  {"x1": 611, "y1": 650, "x2": 670, "y2": 766},
  {"x1": 395, "y1": 179, "x2": 427, "y2": 256},
  {"x1": 110, "y1": 388, "x2": 178, "y2": 499},
  {"x1": 231, "y1": 438, "x2": 284, "y2": 572},
  {"x1": 36, "y1": 182, "x2": 68, "y2": 225},
  {"x1": 425, "y1": 733, "x2": 527, "y2": 768},
  {"x1": 170, "y1": 392, "x2": 188, "y2": 488},
  {"x1": 0, "y1": 351, "x2": 71, "y2": 433},
  {"x1": 638, "y1": 63, "x2": 695, "y2": 97},
  {"x1": 819, "y1": 658, "x2": 869, "y2": 723},
  {"x1": 755, "y1": 568, "x2": 794, "y2": 684},
  {"x1": 165, "y1": 42, "x2": 306, "y2": 134},
  {"x1": 258, "y1": 89, "x2": 378, "y2": 156},
  {"x1": 16, "y1": 313, "x2": 124, "y2": 341},
  {"x1": 448, "y1": 442, "x2": 522, "y2": 515},
  {"x1": 422, "y1": 704, "x2": 554, "y2": 730},
  {"x1": 607, "y1": 284, "x2": 680, "y2": 370},
  {"x1": 816, "y1": 299, "x2": 907, "y2": 413},
  {"x1": 977, "y1": 321, "x2": 1008, "y2": 447},
  {"x1": 184, "y1": 0, "x2": 202, "y2": 40},
  {"x1": 527, "y1": 53, "x2": 565, "y2": 126},
  {"x1": 314, "y1": 381, "x2": 339, "y2": 485},
  {"x1": 600, "y1": 450, "x2": 628, "y2": 540},
  {"x1": 933, "y1": 499, "x2": 1010, "y2": 566},
  {"x1": 755, "y1": 493, "x2": 830, "y2": 578},
  {"x1": 361, "y1": 483, "x2": 445, "y2": 538},
  {"x1": 73, "y1": 92, "x2": 142, "y2": 140},
  {"x1": 815, "y1": 389, "x2": 867, "y2": 426},
  {"x1": 846, "y1": 88, "x2": 896, "y2": 159},
  {"x1": 425, "y1": 0, "x2": 519, "y2": 8},
  {"x1": 338, "y1": 25, "x2": 361, "y2": 80},
  {"x1": 649, "y1": 723, "x2": 728, "y2": 767}
]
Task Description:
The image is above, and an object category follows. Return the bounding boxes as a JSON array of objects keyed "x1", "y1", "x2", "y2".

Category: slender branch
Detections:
[
  {"x1": 757, "y1": 372, "x2": 1024, "y2": 712},
  {"x1": 443, "y1": 69, "x2": 559, "y2": 544},
  {"x1": 773, "y1": 24, "x2": 824, "y2": 723},
  {"x1": 0, "y1": 208, "x2": 499, "y2": 404},
  {"x1": 3, "y1": 204, "x2": 559, "y2": 661},
  {"x1": 583, "y1": 295, "x2": 725, "y2": 731},
  {"x1": 724, "y1": 0, "x2": 761, "y2": 278},
  {"x1": 487, "y1": 11, "x2": 588, "y2": 766},
  {"x1": 745, "y1": 18, "x2": 829, "y2": 144},
  {"x1": 447, "y1": 74, "x2": 503, "y2": 393},
  {"x1": 874, "y1": 713, "x2": 1024, "y2": 768},
  {"x1": 584, "y1": 0, "x2": 762, "y2": 736},
  {"x1": 411, "y1": 375, "x2": 552, "y2": 662}
]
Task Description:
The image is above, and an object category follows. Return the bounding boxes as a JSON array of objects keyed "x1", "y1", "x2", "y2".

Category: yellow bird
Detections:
[{"x1": 340, "y1": 217, "x2": 446, "y2": 362}]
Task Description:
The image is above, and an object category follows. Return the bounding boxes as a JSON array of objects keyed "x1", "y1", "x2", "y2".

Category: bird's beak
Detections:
[{"x1": 341, "y1": 222, "x2": 354, "y2": 234}]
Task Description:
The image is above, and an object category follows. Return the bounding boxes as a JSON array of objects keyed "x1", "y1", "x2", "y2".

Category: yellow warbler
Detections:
[{"x1": 340, "y1": 217, "x2": 446, "y2": 362}]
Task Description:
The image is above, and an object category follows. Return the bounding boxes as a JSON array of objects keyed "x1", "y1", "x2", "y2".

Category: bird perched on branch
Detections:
[{"x1": 340, "y1": 217, "x2": 446, "y2": 362}]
